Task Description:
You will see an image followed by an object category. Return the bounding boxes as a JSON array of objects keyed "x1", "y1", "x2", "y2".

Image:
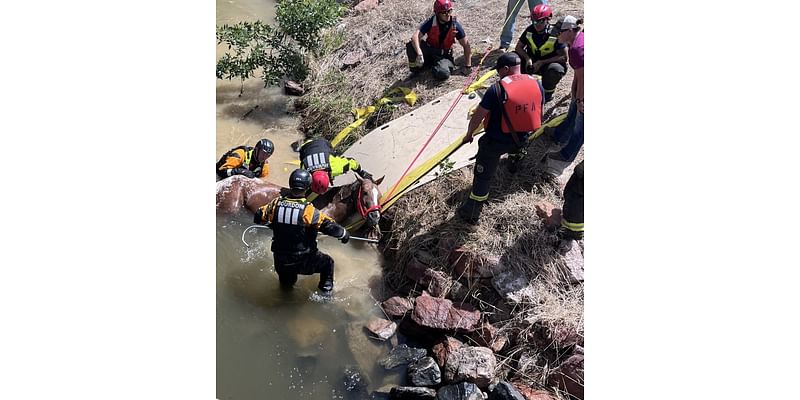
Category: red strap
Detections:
[{"x1": 383, "y1": 45, "x2": 494, "y2": 204}]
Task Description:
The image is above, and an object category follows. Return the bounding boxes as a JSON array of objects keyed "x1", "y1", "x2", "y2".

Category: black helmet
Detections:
[
  {"x1": 289, "y1": 169, "x2": 312, "y2": 191},
  {"x1": 253, "y1": 138, "x2": 274, "y2": 161}
]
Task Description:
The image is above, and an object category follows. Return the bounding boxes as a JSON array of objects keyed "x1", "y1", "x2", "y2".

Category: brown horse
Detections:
[
  {"x1": 216, "y1": 175, "x2": 284, "y2": 214},
  {"x1": 317, "y1": 174, "x2": 385, "y2": 228},
  {"x1": 216, "y1": 174, "x2": 385, "y2": 227}
]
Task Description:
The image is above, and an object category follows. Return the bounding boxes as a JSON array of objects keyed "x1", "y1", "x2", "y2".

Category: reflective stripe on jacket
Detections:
[
  {"x1": 257, "y1": 196, "x2": 335, "y2": 254},
  {"x1": 524, "y1": 34, "x2": 558, "y2": 59}
]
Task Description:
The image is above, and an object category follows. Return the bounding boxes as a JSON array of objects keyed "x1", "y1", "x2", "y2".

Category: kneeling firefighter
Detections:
[{"x1": 254, "y1": 168, "x2": 350, "y2": 293}]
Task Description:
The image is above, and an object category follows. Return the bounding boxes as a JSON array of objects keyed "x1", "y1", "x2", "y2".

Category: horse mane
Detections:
[{"x1": 334, "y1": 180, "x2": 360, "y2": 203}]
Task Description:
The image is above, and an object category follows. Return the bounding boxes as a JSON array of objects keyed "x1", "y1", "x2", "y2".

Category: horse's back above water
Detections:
[
  {"x1": 216, "y1": 175, "x2": 284, "y2": 214},
  {"x1": 216, "y1": 174, "x2": 384, "y2": 229}
]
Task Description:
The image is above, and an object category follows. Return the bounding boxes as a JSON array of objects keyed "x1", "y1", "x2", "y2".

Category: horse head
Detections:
[{"x1": 353, "y1": 173, "x2": 385, "y2": 228}]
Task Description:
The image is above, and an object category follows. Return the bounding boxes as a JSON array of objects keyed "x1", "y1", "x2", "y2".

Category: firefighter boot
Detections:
[
  {"x1": 456, "y1": 198, "x2": 484, "y2": 225},
  {"x1": 318, "y1": 267, "x2": 334, "y2": 294},
  {"x1": 507, "y1": 148, "x2": 528, "y2": 174}
]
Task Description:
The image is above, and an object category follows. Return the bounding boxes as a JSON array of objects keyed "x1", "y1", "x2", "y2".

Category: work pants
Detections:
[
  {"x1": 543, "y1": 99, "x2": 584, "y2": 176},
  {"x1": 273, "y1": 250, "x2": 334, "y2": 292},
  {"x1": 561, "y1": 160, "x2": 584, "y2": 239},
  {"x1": 458, "y1": 135, "x2": 524, "y2": 223},
  {"x1": 406, "y1": 41, "x2": 455, "y2": 80},
  {"x1": 499, "y1": 0, "x2": 548, "y2": 49}
]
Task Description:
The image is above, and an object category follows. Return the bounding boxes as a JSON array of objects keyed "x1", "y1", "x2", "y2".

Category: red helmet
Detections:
[
  {"x1": 532, "y1": 4, "x2": 553, "y2": 20},
  {"x1": 433, "y1": 0, "x2": 452, "y2": 14},
  {"x1": 311, "y1": 170, "x2": 331, "y2": 194}
]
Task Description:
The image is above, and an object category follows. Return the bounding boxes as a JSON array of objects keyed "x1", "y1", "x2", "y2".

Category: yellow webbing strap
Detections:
[
  {"x1": 464, "y1": 69, "x2": 497, "y2": 94},
  {"x1": 379, "y1": 112, "x2": 568, "y2": 211},
  {"x1": 529, "y1": 112, "x2": 567, "y2": 141},
  {"x1": 379, "y1": 126, "x2": 484, "y2": 209},
  {"x1": 339, "y1": 112, "x2": 568, "y2": 231},
  {"x1": 330, "y1": 87, "x2": 417, "y2": 148}
]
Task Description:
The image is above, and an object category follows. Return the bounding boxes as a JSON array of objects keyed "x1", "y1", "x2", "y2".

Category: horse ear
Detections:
[
  {"x1": 375, "y1": 175, "x2": 385, "y2": 185},
  {"x1": 354, "y1": 172, "x2": 364, "y2": 182}
]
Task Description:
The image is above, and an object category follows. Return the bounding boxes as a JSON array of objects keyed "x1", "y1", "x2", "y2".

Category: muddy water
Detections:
[{"x1": 216, "y1": 1, "x2": 399, "y2": 399}]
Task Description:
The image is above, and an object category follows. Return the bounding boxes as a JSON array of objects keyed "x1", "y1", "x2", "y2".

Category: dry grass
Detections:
[
  {"x1": 300, "y1": 0, "x2": 585, "y2": 392},
  {"x1": 298, "y1": 0, "x2": 585, "y2": 141}
]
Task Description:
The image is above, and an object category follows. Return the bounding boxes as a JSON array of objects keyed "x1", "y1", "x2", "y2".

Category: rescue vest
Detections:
[
  {"x1": 524, "y1": 32, "x2": 558, "y2": 59},
  {"x1": 216, "y1": 145, "x2": 251, "y2": 171},
  {"x1": 496, "y1": 74, "x2": 543, "y2": 134},
  {"x1": 426, "y1": 16, "x2": 457, "y2": 50},
  {"x1": 245, "y1": 149, "x2": 266, "y2": 176},
  {"x1": 299, "y1": 139, "x2": 333, "y2": 173},
  {"x1": 268, "y1": 197, "x2": 319, "y2": 254}
]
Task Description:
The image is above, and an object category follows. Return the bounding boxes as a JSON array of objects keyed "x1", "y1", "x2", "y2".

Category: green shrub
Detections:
[{"x1": 216, "y1": 0, "x2": 345, "y2": 92}]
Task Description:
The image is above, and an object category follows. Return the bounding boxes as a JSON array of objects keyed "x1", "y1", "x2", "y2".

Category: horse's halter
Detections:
[{"x1": 356, "y1": 184, "x2": 382, "y2": 218}]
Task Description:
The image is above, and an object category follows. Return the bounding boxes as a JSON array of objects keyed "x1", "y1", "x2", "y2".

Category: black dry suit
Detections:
[
  {"x1": 299, "y1": 138, "x2": 334, "y2": 173},
  {"x1": 255, "y1": 195, "x2": 347, "y2": 292}
]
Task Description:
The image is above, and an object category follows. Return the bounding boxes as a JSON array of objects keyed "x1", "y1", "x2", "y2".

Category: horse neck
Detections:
[{"x1": 321, "y1": 182, "x2": 360, "y2": 224}]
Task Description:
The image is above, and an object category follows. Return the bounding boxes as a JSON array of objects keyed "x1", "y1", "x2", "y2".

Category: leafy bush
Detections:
[
  {"x1": 276, "y1": 0, "x2": 345, "y2": 54},
  {"x1": 216, "y1": 0, "x2": 346, "y2": 92}
]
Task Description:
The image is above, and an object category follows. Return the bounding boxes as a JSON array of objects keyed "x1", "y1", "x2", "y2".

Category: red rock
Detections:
[
  {"x1": 411, "y1": 292, "x2": 481, "y2": 332},
  {"x1": 547, "y1": 354, "x2": 584, "y2": 399},
  {"x1": 423, "y1": 269, "x2": 452, "y2": 297},
  {"x1": 432, "y1": 336, "x2": 463, "y2": 367},
  {"x1": 510, "y1": 381, "x2": 558, "y2": 400},
  {"x1": 534, "y1": 201, "x2": 556, "y2": 220},
  {"x1": 382, "y1": 296, "x2": 413, "y2": 318},
  {"x1": 365, "y1": 318, "x2": 397, "y2": 341},
  {"x1": 469, "y1": 322, "x2": 507, "y2": 353}
]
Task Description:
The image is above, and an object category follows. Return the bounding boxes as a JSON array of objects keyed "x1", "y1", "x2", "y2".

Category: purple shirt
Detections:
[{"x1": 568, "y1": 31, "x2": 584, "y2": 70}]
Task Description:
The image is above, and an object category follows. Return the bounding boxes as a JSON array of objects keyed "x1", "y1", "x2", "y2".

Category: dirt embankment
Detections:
[{"x1": 295, "y1": 0, "x2": 585, "y2": 398}]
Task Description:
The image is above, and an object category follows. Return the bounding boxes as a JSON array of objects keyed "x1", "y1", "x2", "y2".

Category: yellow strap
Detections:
[
  {"x1": 464, "y1": 70, "x2": 497, "y2": 94},
  {"x1": 345, "y1": 217, "x2": 365, "y2": 231},
  {"x1": 353, "y1": 105, "x2": 377, "y2": 119},
  {"x1": 378, "y1": 113, "x2": 567, "y2": 212},
  {"x1": 380, "y1": 125, "x2": 485, "y2": 208},
  {"x1": 530, "y1": 112, "x2": 568, "y2": 141},
  {"x1": 331, "y1": 87, "x2": 416, "y2": 148}
]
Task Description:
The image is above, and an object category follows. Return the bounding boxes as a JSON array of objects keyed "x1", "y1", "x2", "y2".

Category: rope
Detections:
[
  {"x1": 499, "y1": 0, "x2": 528, "y2": 41},
  {"x1": 381, "y1": 44, "x2": 494, "y2": 204}
]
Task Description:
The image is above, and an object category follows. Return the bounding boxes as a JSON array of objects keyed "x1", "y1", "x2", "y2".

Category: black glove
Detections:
[
  {"x1": 235, "y1": 168, "x2": 255, "y2": 178},
  {"x1": 340, "y1": 231, "x2": 350, "y2": 244}
]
